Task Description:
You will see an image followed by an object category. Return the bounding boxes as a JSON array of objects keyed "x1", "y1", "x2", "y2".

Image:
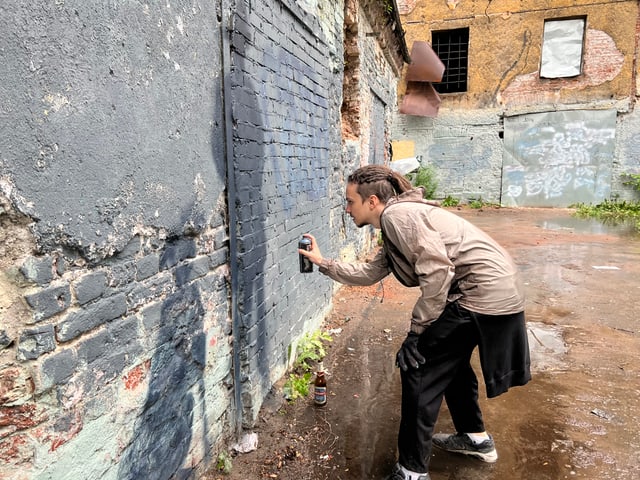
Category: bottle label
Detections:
[{"x1": 314, "y1": 386, "x2": 327, "y2": 405}]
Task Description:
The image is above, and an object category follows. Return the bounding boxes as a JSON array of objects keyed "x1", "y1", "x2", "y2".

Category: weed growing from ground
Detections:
[
  {"x1": 573, "y1": 172, "x2": 640, "y2": 232},
  {"x1": 283, "y1": 330, "x2": 333, "y2": 401}
]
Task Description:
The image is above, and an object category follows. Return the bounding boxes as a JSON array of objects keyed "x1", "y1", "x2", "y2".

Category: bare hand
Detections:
[{"x1": 298, "y1": 233, "x2": 324, "y2": 266}]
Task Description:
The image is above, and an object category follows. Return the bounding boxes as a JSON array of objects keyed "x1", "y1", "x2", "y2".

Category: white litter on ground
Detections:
[{"x1": 231, "y1": 432, "x2": 258, "y2": 453}]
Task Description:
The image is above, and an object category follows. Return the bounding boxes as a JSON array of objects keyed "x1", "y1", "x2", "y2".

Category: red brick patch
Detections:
[
  {"x1": 0, "y1": 433, "x2": 34, "y2": 465},
  {"x1": 123, "y1": 359, "x2": 151, "y2": 390},
  {"x1": 0, "y1": 404, "x2": 48, "y2": 430}
]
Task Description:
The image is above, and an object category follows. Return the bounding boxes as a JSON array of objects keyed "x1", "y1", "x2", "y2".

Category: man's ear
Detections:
[{"x1": 368, "y1": 195, "x2": 379, "y2": 208}]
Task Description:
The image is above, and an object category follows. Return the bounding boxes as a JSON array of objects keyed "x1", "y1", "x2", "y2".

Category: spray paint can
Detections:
[{"x1": 299, "y1": 237, "x2": 313, "y2": 273}]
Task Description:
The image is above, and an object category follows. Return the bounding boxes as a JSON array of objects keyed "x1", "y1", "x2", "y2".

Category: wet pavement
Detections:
[{"x1": 216, "y1": 207, "x2": 640, "y2": 480}]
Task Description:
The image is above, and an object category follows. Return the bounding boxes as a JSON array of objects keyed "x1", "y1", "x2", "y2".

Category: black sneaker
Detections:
[
  {"x1": 385, "y1": 463, "x2": 431, "y2": 480},
  {"x1": 432, "y1": 432, "x2": 498, "y2": 463}
]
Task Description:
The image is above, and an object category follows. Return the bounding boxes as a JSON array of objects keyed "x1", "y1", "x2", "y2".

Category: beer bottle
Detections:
[{"x1": 314, "y1": 362, "x2": 327, "y2": 407}]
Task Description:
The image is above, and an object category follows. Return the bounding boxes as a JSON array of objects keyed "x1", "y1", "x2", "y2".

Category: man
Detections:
[{"x1": 299, "y1": 165, "x2": 531, "y2": 480}]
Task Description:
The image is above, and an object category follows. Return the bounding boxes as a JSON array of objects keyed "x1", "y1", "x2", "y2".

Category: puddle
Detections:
[
  {"x1": 539, "y1": 215, "x2": 639, "y2": 237},
  {"x1": 527, "y1": 322, "x2": 567, "y2": 371}
]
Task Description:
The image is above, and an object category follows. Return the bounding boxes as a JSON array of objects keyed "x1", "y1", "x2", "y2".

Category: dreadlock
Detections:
[{"x1": 347, "y1": 165, "x2": 413, "y2": 203}]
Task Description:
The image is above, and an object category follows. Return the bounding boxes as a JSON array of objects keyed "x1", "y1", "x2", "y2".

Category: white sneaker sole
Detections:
[
  {"x1": 456, "y1": 449, "x2": 498, "y2": 463},
  {"x1": 432, "y1": 436, "x2": 498, "y2": 463}
]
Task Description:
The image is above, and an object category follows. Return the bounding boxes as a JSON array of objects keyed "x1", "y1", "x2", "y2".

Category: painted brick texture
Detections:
[{"x1": 228, "y1": 0, "x2": 342, "y2": 425}]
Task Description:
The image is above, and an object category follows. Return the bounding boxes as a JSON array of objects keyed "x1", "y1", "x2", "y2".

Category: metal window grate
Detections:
[{"x1": 432, "y1": 28, "x2": 469, "y2": 94}]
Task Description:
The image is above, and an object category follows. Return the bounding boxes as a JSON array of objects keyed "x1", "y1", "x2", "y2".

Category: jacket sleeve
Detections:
[
  {"x1": 382, "y1": 213, "x2": 455, "y2": 334},
  {"x1": 318, "y1": 248, "x2": 390, "y2": 286}
]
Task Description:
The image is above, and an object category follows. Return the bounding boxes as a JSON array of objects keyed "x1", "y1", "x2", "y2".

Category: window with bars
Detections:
[{"x1": 431, "y1": 28, "x2": 469, "y2": 94}]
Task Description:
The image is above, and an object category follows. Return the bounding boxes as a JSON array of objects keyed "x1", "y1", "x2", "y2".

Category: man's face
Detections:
[{"x1": 345, "y1": 183, "x2": 369, "y2": 228}]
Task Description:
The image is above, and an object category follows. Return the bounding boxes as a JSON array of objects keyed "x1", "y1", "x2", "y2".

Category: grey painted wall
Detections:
[
  {"x1": 1, "y1": 2, "x2": 226, "y2": 260},
  {"x1": 392, "y1": 109, "x2": 505, "y2": 203},
  {"x1": 392, "y1": 106, "x2": 640, "y2": 207},
  {"x1": 614, "y1": 107, "x2": 640, "y2": 202},
  {"x1": 0, "y1": 1, "x2": 232, "y2": 479}
]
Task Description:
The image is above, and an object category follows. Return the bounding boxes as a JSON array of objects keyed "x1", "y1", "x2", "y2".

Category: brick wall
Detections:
[
  {"x1": 1, "y1": 197, "x2": 233, "y2": 479},
  {"x1": 228, "y1": 0, "x2": 344, "y2": 425}
]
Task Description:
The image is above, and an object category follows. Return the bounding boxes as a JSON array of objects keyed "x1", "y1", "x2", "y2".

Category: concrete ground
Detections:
[{"x1": 206, "y1": 207, "x2": 640, "y2": 480}]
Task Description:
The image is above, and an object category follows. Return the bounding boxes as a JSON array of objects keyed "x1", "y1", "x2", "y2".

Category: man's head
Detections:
[{"x1": 345, "y1": 165, "x2": 413, "y2": 228}]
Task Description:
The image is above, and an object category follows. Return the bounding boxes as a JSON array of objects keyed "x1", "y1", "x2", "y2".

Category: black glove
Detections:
[{"x1": 396, "y1": 331, "x2": 426, "y2": 371}]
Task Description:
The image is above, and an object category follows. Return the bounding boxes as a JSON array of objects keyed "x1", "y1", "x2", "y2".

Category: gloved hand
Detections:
[{"x1": 396, "y1": 331, "x2": 426, "y2": 371}]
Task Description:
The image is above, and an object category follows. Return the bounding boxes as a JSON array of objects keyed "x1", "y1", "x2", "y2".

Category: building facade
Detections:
[{"x1": 393, "y1": 0, "x2": 640, "y2": 207}]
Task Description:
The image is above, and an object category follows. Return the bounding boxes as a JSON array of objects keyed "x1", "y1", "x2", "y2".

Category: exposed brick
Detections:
[
  {"x1": 159, "y1": 238, "x2": 197, "y2": 271},
  {"x1": 0, "y1": 367, "x2": 33, "y2": 406},
  {"x1": 77, "y1": 316, "x2": 142, "y2": 382},
  {"x1": 0, "y1": 403, "x2": 48, "y2": 430},
  {"x1": 108, "y1": 261, "x2": 136, "y2": 288},
  {"x1": 126, "y1": 273, "x2": 173, "y2": 310},
  {"x1": 72, "y1": 271, "x2": 107, "y2": 305},
  {"x1": 0, "y1": 433, "x2": 35, "y2": 466},
  {"x1": 17, "y1": 325, "x2": 56, "y2": 361},
  {"x1": 123, "y1": 359, "x2": 151, "y2": 390},
  {"x1": 37, "y1": 348, "x2": 77, "y2": 391},
  {"x1": 135, "y1": 253, "x2": 160, "y2": 281},
  {"x1": 49, "y1": 410, "x2": 82, "y2": 452},
  {"x1": 24, "y1": 284, "x2": 71, "y2": 323},
  {"x1": 208, "y1": 247, "x2": 229, "y2": 269},
  {"x1": 19, "y1": 257, "x2": 54, "y2": 285},
  {"x1": 56, "y1": 293, "x2": 127, "y2": 342},
  {"x1": 140, "y1": 301, "x2": 162, "y2": 334},
  {"x1": 209, "y1": 211, "x2": 225, "y2": 229},
  {"x1": 0, "y1": 330, "x2": 12, "y2": 350},
  {"x1": 174, "y1": 256, "x2": 210, "y2": 286},
  {"x1": 75, "y1": 329, "x2": 110, "y2": 364},
  {"x1": 213, "y1": 228, "x2": 229, "y2": 250}
]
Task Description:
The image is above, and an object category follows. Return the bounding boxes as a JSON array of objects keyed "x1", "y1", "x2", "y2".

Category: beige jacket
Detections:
[{"x1": 319, "y1": 189, "x2": 525, "y2": 334}]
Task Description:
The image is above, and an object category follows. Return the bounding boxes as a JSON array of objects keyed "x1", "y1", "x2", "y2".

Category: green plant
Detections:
[
  {"x1": 283, "y1": 372, "x2": 313, "y2": 400},
  {"x1": 468, "y1": 198, "x2": 484, "y2": 209},
  {"x1": 406, "y1": 165, "x2": 438, "y2": 199},
  {"x1": 283, "y1": 330, "x2": 333, "y2": 401},
  {"x1": 293, "y1": 330, "x2": 332, "y2": 371},
  {"x1": 622, "y1": 172, "x2": 640, "y2": 192},
  {"x1": 573, "y1": 198, "x2": 640, "y2": 232},
  {"x1": 441, "y1": 195, "x2": 460, "y2": 207},
  {"x1": 466, "y1": 197, "x2": 499, "y2": 209},
  {"x1": 216, "y1": 451, "x2": 232, "y2": 474}
]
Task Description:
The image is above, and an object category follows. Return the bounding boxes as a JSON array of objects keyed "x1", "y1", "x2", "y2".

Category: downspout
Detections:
[
  {"x1": 390, "y1": 0, "x2": 411, "y2": 63},
  {"x1": 220, "y1": 0, "x2": 243, "y2": 435}
]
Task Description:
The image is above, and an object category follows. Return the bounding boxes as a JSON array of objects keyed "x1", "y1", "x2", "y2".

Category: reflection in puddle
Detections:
[{"x1": 539, "y1": 216, "x2": 638, "y2": 237}]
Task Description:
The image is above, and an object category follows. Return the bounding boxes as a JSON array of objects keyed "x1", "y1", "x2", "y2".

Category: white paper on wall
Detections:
[{"x1": 540, "y1": 18, "x2": 585, "y2": 78}]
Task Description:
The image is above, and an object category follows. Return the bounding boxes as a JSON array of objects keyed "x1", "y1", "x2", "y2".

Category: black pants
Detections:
[{"x1": 397, "y1": 302, "x2": 531, "y2": 472}]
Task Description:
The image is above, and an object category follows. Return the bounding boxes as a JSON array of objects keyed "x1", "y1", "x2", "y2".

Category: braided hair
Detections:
[{"x1": 347, "y1": 165, "x2": 413, "y2": 203}]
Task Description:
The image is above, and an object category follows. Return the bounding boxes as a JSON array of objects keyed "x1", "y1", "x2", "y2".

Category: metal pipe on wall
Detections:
[{"x1": 220, "y1": 0, "x2": 243, "y2": 435}]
